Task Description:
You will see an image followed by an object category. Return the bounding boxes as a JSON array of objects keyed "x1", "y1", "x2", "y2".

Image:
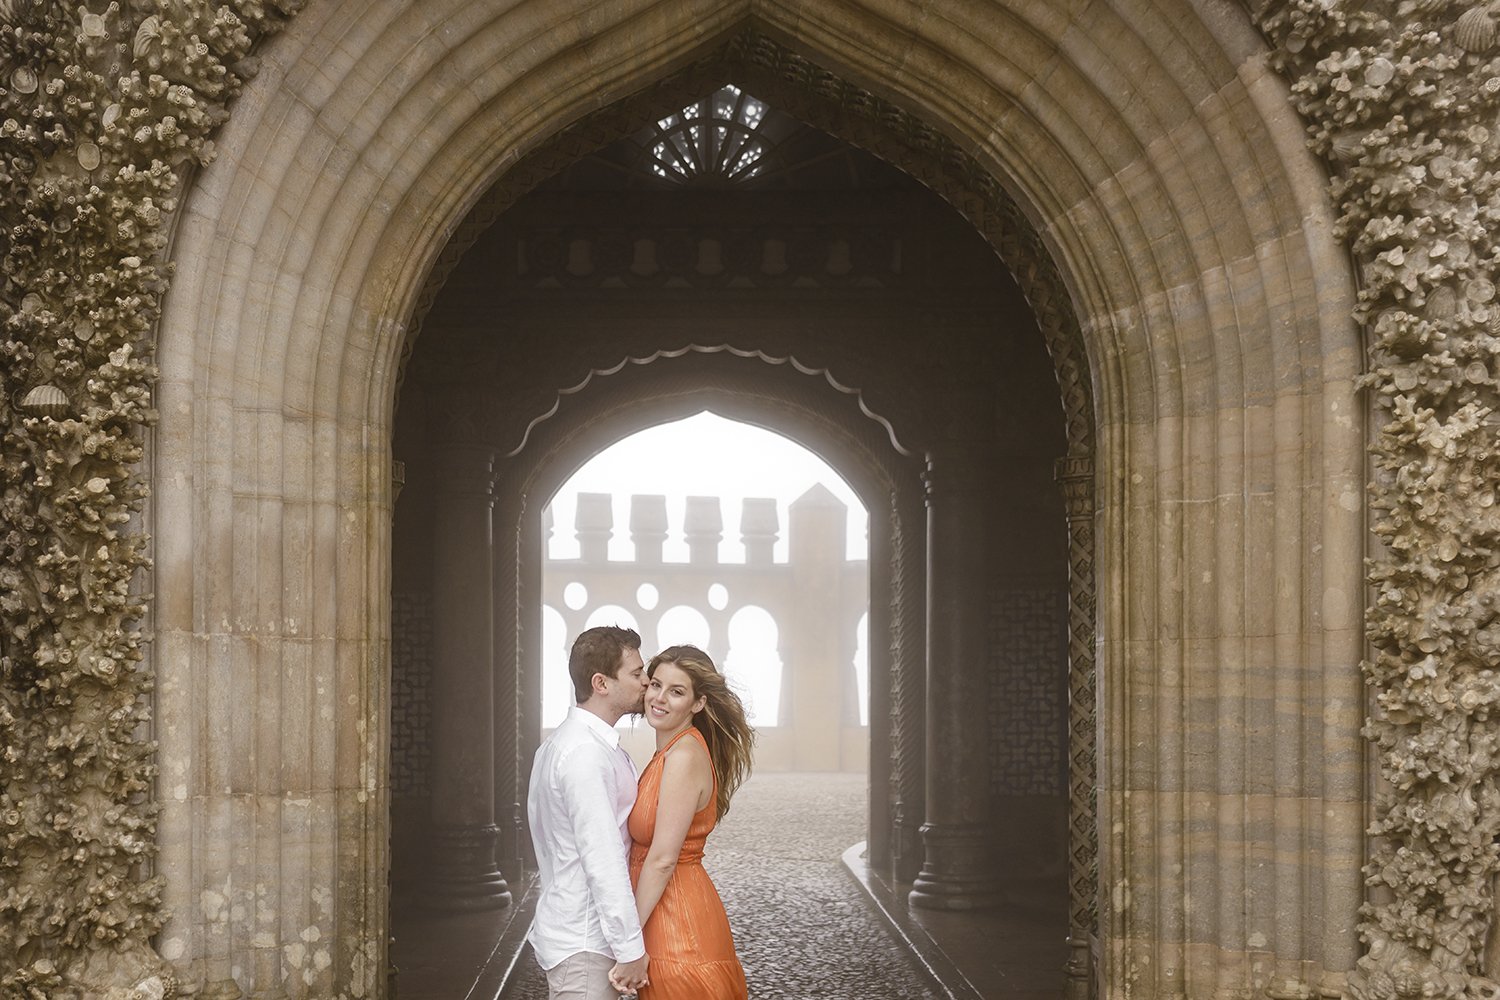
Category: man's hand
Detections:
[{"x1": 609, "y1": 953, "x2": 650, "y2": 993}]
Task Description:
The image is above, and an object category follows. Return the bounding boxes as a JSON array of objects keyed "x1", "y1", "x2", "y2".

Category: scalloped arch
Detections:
[
  {"x1": 506, "y1": 345, "x2": 921, "y2": 511},
  {"x1": 508, "y1": 342, "x2": 917, "y2": 466}
]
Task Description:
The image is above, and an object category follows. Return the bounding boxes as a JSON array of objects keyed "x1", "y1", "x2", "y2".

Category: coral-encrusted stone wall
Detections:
[
  {"x1": 0, "y1": 2, "x2": 297, "y2": 996},
  {"x1": 1253, "y1": 3, "x2": 1500, "y2": 997}
]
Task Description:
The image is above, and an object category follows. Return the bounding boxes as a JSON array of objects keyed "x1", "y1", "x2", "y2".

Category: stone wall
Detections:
[{"x1": 1252, "y1": 2, "x2": 1500, "y2": 996}]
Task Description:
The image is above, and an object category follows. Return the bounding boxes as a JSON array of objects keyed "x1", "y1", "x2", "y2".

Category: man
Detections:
[{"x1": 528, "y1": 625, "x2": 652, "y2": 998}]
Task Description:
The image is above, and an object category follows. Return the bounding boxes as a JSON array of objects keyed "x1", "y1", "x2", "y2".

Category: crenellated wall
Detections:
[{"x1": 540, "y1": 487, "x2": 871, "y2": 772}]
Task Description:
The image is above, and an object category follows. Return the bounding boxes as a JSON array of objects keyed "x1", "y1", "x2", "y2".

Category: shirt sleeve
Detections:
[{"x1": 557, "y1": 743, "x2": 646, "y2": 963}]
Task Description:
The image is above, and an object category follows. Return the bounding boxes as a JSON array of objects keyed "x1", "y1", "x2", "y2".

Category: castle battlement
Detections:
[{"x1": 546, "y1": 486, "x2": 865, "y2": 567}]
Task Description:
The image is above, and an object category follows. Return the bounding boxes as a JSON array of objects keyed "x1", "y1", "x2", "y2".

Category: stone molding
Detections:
[
  {"x1": 1253, "y1": 3, "x2": 1500, "y2": 998},
  {"x1": 481, "y1": 345, "x2": 930, "y2": 875},
  {"x1": 1056, "y1": 454, "x2": 1098, "y2": 998}
]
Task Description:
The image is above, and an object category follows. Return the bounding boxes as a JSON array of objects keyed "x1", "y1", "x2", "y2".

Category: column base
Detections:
[
  {"x1": 426, "y1": 824, "x2": 512, "y2": 912},
  {"x1": 250, "y1": 949, "x2": 289, "y2": 999},
  {"x1": 908, "y1": 822, "x2": 1004, "y2": 910},
  {"x1": 1063, "y1": 932, "x2": 1094, "y2": 1000}
]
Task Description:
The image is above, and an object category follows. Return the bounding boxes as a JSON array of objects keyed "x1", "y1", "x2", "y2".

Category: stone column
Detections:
[
  {"x1": 910, "y1": 446, "x2": 1003, "y2": 909},
  {"x1": 427, "y1": 445, "x2": 511, "y2": 910},
  {"x1": 889, "y1": 484, "x2": 928, "y2": 884}
]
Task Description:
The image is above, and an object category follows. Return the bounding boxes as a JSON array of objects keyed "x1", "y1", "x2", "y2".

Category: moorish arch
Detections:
[
  {"x1": 389, "y1": 345, "x2": 941, "y2": 927},
  {"x1": 145, "y1": 2, "x2": 1365, "y2": 998},
  {"x1": 498, "y1": 345, "x2": 930, "y2": 878}
]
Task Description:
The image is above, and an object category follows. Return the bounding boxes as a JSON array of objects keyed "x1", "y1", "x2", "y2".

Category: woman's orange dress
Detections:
[{"x1": 627, "y1": 726, "x2": 748, "y2": 1000}]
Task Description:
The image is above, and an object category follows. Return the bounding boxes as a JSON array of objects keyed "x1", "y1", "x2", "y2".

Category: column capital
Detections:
[
  {"x1": 921, "y1": 449, "x2": 989, "y2": 506},
  {"x1": 434, "y1": 445, "x2": 496, "y2": 500}
]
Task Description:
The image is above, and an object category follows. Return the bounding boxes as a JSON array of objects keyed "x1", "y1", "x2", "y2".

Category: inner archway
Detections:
[{"x1": 540, "y1": 412, "x2": 871, "y2": 771}]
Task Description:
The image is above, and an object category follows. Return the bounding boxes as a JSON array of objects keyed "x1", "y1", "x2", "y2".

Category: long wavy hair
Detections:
[{"x1": 647, "y1": 645, "x2": 755, "y2": 821}]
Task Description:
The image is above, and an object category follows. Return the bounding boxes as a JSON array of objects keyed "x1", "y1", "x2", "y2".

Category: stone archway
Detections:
[
  {"x1": 502, "y1": 346, "x2": 926, "y2": 865},
  {"x1": 143, "y1": 2, "x2": 1364, "y2": 997}
]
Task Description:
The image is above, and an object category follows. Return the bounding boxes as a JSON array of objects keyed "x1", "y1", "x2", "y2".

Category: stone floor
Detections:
[{"x1": 392, "y1": 772, "x2": 1066, "y2": 999}]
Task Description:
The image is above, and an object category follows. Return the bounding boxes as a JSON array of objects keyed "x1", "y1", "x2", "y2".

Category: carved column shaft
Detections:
[
  {"x1": 1056, "y1": 454, "x2": 1098, "y2": 1000},
  {"x1": 910, "y1": 445, "x2": 1003, "y2": 909},
  {"x1": 497, "y1": 484, "x2": 531, "y2": 878},
  {"x1": 428, "y1": 445, "x2": 511, "y2": 910}
]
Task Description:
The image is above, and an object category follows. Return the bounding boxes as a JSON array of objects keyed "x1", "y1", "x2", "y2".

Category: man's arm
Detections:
[{"x1": 558, "y1": 743, "x2": 647, "y2": 964}]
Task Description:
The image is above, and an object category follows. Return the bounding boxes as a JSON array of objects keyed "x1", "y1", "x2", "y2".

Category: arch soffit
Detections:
[
  {"x1": 161, "y1": 0, "x2": 1353, "y2": 472},
  {"x1": 401, "y1": 32, "x2": 1097, "y2": 456}
]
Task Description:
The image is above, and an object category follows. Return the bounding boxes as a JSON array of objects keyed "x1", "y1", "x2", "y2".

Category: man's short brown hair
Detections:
[{"x1": 567, "y1": 625, "x2": 642, "y2": 703}]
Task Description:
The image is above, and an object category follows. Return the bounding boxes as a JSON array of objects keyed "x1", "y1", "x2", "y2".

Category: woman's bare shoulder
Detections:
[{"x1": 663, "y1": 731, "x2": 711, "y2": 774}]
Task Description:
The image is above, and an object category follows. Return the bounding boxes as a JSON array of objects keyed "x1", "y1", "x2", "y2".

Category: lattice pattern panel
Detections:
[
  {"x1": 391, "y1": 590, "x2": 433, "y2": 798},
  {"x1": 988, "y1": 586, "x2": 1068, "y2": 796}
]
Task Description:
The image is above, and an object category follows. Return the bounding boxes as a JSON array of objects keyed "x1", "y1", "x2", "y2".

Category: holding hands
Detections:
[{"x1": 610, "y1": 953, "x2": 650, "y2": 994}]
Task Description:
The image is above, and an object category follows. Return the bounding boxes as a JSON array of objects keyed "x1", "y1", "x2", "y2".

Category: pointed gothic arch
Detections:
[{"x1": 147, "y1": 2, "x2": 1364, "y2": 996}]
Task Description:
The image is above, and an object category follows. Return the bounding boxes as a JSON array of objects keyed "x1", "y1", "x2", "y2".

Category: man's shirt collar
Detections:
[{"x1": 570, "y1": 704, "x2": 621, "y2": 748}]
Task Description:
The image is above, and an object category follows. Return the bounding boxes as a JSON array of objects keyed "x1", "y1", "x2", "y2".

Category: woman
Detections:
[{"x1": 621, "y1": 645, "x2": 754, "y2": 1000}]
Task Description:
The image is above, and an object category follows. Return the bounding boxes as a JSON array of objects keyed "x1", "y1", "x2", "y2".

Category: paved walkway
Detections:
[{"x1": 505, "y1": 771, "x2": 940, "y2": 999}]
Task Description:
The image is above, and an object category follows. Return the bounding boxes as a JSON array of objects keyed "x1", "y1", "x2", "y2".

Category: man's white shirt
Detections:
[{"x1": 527, "y1": 705, "x2": 646, "y2": 970}]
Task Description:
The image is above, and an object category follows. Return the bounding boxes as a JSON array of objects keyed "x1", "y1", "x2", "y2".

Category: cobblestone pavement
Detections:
[{"x1": 507, "y1": 771, "x2": 939, "y2": 999}]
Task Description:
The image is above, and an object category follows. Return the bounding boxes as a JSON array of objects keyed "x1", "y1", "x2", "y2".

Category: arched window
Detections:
[
  {"x1": 725, "y1": 606, "x2": 783, "y2": 727},
  {"x1": 540, "y1": 411, "x2": 871, "y2": 751},
  {"x1": 655, "y1": 604, "x2": 711, "y2": 653},
  {"x1": 585, "y1": 604, "x2": 639, "y2": 632},
  {"x1": 644, "y1": 85, "x2": 772, "y2": 186}
]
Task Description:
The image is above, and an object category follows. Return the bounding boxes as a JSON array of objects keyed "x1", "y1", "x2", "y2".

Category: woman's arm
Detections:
[{"x1": 634, "y1": 741, "x2": 711, "y2": 928}]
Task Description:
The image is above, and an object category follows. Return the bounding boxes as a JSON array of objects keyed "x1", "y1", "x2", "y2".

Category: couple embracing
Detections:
[{"x1": 527, "y1": 625, "x2": 755, "y2": 1000}]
